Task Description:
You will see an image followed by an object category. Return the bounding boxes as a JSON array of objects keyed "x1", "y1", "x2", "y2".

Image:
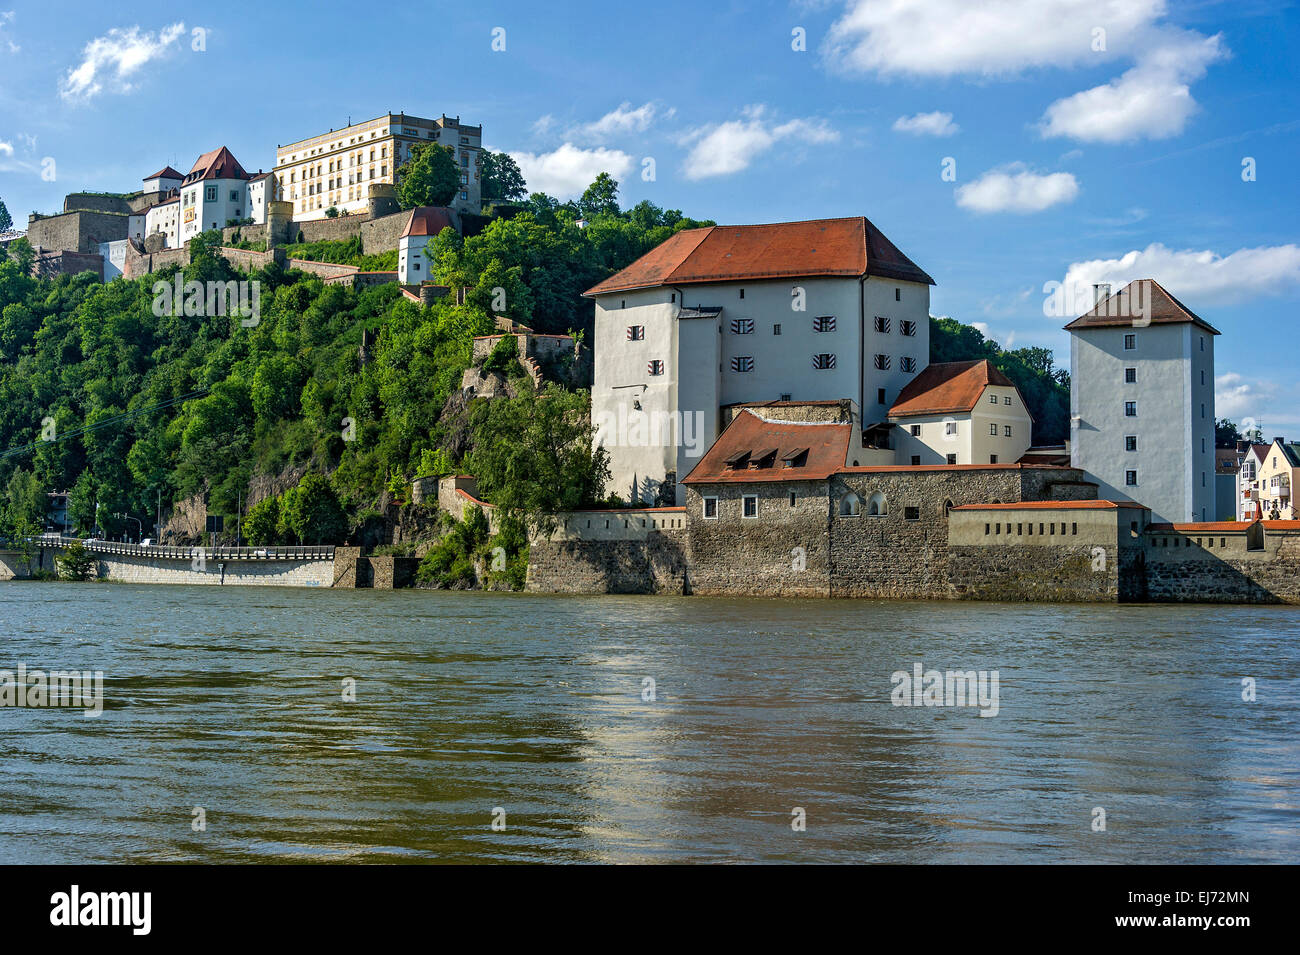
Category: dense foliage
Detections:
[
  {"x1": 930, "y1": 317, "x2": 1071, "y2": 445},
  {"x1": 396, "y1": 143, "x2": 461, "y2": 209}
]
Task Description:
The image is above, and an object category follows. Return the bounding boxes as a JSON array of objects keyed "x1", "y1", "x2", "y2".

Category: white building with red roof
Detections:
[
  {"x1": 178, "y1": 146, "x2": 253, "y2": 244},
  {"x1": 887, "y1": 359, "x2": 1033, "y2": 465},
  {"x1": 583, "y1": 216, "x2": 935, "y2": 505},
  {"x1": 397, "y1": 206, "x2": 458, "y2": 283},
  {"x1": 1065, "y1": 279, "x2": 1218, "y2": 524}
]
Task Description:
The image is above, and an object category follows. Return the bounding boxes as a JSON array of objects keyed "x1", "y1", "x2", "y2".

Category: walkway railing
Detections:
[{"x1": 32, "y1": 536, "x2": 335, "y2": 561}]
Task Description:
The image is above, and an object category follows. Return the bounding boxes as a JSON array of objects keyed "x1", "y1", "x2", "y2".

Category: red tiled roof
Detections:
[
  {"x1": 144, "y1": 166, "x2": 183, "y2": 181},
  {"x1": 584, "y1": 216, "x2": 934, "y2": 296},
  {"x1": 952, "y1": 500, "x2": 1144, "y2": 511},
  {"x1": 1063, "y1": 279, "x2": 1219, "y2": 334},
  {"x1": 888, "y1": 360, "x2": 1025, "y2": 417},
  {"x1": 401, "y1": 206, "x2": 456, "y2": 238},
  {"x1": 681, "y1": 410, "x2": 851, "y2": 484},
  {"x1": 837, "y1": 463, "x2": 1074, "y2": 473},
  {"x1": 183, "y1": 147, "x2": 250, "y2": 184}
]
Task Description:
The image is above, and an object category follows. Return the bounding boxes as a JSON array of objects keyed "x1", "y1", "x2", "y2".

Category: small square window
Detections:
[
  {"x1": 773, "y1": 323, "x2": 781, "y2": 335},
  {"x1": 626, "y1": 325, "x2": 645, "y2": 341},
  {"x1": 911, "y1": 455, "x2": 921, "y2": 466},
  {"x1": 990, "y1": 454, "x2": 998, "y2": 464},
  {"x1": 1126, "y1": 470, "x2": 1139, "y2": 486},
  {"x1": 1124, "y1": 333, "x2": 1136, "y2": 350},
  {"x1": 904, "y1": 506, "x2": 920, "y2": 521},
  {"x1": 1125, "y1": 367, "x2": 1136, "y2": 384},
  {"x1": 1003, "y1": 396, "x2": 1012, "y2": 406},
  {"x1": 910, "y1": 425, "x2": 921, "y2": 437},
  {"x1": 702, "y1": 496, "x2": 718, "y2": 519},
  {"x1": 989, "y1": 394, "x2": 998, "y2": 405},
  {"x1": 946, "y1": 421, "x2": 957, "y2": 436},
  {"x1": 1125, "y1": 435, "x2": 1138, "y2": 452},
  {"x1": 1124, "y1": 401, "x2": 1137, "y2": 417},
  {"x1": 946, "y1": 454, "x2": 957, "y2": 465},
  {"x1": 742, "y1": 495, "x2": 758, "y2": 518}
]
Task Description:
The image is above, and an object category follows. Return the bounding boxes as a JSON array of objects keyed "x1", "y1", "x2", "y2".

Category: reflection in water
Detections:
[{"x1": 0, "y1": 583, "x2": 1296, "y2": 863}]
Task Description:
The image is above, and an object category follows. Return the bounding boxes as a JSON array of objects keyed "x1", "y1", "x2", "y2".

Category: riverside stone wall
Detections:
[
  {"x1": 527, "y1": 535, "x2": 688, "y2": 594},
  {"x1": 94, "y1": 553, "x2": 335, "y2": 587},
  {"x1": 1141, "y1": 523, "x2": 1300, "y2": 604}
]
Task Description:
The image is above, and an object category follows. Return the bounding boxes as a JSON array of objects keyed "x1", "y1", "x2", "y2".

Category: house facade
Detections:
[
  {"x1": 179, "y1": 147, "x2": 253, "y2": 244},
  {"x1": 584, "y1": 217, "x2": 935, "y2": 505},
  {"x1": 397, "y1": 207, "x2": 458, "y2": 283},
  {"x1": 888, "y1": 360, "x2": 1033, "y2": 465},
  {"x1": 1066, "y1": 279, "x2": 1217, "y2": 524},
  {"x1": 1256, "y1": 438, "x2": 1298, "y2": 520}
]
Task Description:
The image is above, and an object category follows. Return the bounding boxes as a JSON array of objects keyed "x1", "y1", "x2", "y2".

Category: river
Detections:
[{"x1": 1, "y1": 582, "x2": 1296, "y2": 863}]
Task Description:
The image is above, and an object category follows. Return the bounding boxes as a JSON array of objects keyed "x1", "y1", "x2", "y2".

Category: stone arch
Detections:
[
  {"x1": 867, "y1": 491, "x2": 887, "y2": 516},
  {"x1": 839, "y1": 492, "x2": 862, "y2": 517},
  {"x1": 944, "y1": 499, "x2": 955, "y2": 519}
]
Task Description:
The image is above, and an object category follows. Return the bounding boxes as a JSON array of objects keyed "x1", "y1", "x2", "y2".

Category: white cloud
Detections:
[
  {"x1": 1040, "y1": 32, "x2": 1226, "y2": 142},
  {"x1": 531, "y1": 114, "x2": 556, "y2": 135},
  {"x1": 1215, "y1": 373, "x2": 1268, "y2": 421},
  {"x1": 1, "y1": 10, "x2": 18, "y2": 53},
  {"x1": 0, "y1": 140, "x2": 12, "y2": 157},
  {"x1": 823, "y1": 0, "x2": 1162, "y2": 77},
  {"x1": 679, "y1": 105, "x2": 839, "y2": 181},
  {"x1": 1062, "y1": 243, "x2": 1300, "y2": 305},
  {"x1": 577, "y1": 102, "x2": 673, "y2": 141},
  {"x1": 892, "y1": 111, "x2": 959, "y2": 137},
  {"x1": 509, "y1": 143, "x2": 633, "y2": 199},
  {"x1": 59, "y1": 22, "x2": 186, "y2": 102},
  {"x1": 955, "y1": 164, "x2": 1079, "y2": 214}
]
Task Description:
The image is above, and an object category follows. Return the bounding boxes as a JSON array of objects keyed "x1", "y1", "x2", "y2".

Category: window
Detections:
[
  {"x1": 904, "y1": 506, "x2": 920, "y2": 521},
  {"x1": 789, "y1": 492, "x2": 797, "y2": 507},
  {"x1": 1004, "y1": 425, "x2": 1012, "y2": 437},
  {"x1": 1124, "y1": 334, "x2": 1136, "y2": 350},
  {"x1": 900, "y1": 320, "x2": 916, "y2": 337},
  {"x1": 1126, "y1": 470, "x2": 1138, "y2": 486},
  {"x1": 910, "y1": 425, "x2": 922, "y2": 437},
  {"x1": 867, "y1": 492, "x2": 887, "y2": 516},
  {"x1": 900, "y1": 356, "x2": 917, "y2": 373},
  {"x1": 813, "y1": 353, "x2": 837, "y2": 370},
  {"x1": 946, "y1": 454, "x2": 957, "y2": 465},
  {"x1": 945, "y1": 421, "x2": 957, "y2": 435},
  {"x1": 702, "y1": 496, "x2": 718, "y2": 519},
  {"x1": 911, "y1": 455, "x2": 921, "y2": 466},
  {"x1": 873, "y1": 354, "x2": 891, "y2": 370},
  {"x1": 989, "y1": 394, "x2": 998, "y2": 405},
  {"x1": 773, "y1": 323, "x2": 781, "y2": 335},
  {"x1": 739, "y1": 288, "x2": 745, "y2": 299},
  {"x1": 814, "y1": 315, "x2": 837, "y2": 332},
  {"x1": 780, "y1": 393, "x2": 792, "y2": 401},
  {"x1": 1003, "y1": 396, "x2": 1012, "y2": 406},
  {"x1": 990, "y1": 423, "x2": 999, "y2": 436},
  {"x1": 647, "y1": 359, "x2": 664, "y2": 376},
  {"x1": 877, "y1": 388, "x2": 886, "y2": 405},
  {"x1": 230, "y1": 190, "x2": 239, "y2": 202},
  {"x1": 895, "y1": 288, "x2": 901, "y2": 301},
  {"x1": 990, "y1": 454, "x2": 998, "y2": 464},
  {"x1": 874, "y1": 315, "x2": 890, "y2": 333},
  {"x1": 840, "y1": 493, "x2": 862, "y2": 517},
  {"x1": 742, "y1": 495, "x2": 758, "y2": 518},
  {"x1": 1124, "y1": 401, "x2": 1137, "y2": 417},
  {"x1": 730, "y1": 317, "x2": 754, "y2": 334},
  {"x1": 1125, "y1": 367, "x2": 1136, "y2": 384},
  {"x1": 1125, "y1": 435, "x2": 1138, "y2": 452},
  {"x1": 205, "y1": 186, "x2": 216, "y2": 202},
  {"x1": 730, "y1": 356, "x2": 754, "y2": 373},
  {"x1": 626, "y1": 325, "x2": 645, "y2": 341}
]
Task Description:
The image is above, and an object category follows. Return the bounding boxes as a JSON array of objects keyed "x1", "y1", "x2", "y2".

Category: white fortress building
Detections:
[
  {"x1": 584, "y1": 217, "x2": 936, "y2": 505},
  {"x1": 275, "y1": 112, "x2": 482, "y2": 220},
  {"x1": 1066, "y1": 279, "x2": 1217, "y2": 524}
]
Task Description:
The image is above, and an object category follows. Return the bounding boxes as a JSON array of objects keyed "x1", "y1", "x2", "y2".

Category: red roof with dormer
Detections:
[{"x1": 182, "y1": 147, "x2": 250, "y2": 184}]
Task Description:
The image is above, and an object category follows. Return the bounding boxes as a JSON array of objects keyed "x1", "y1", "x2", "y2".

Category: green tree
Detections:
[
  {"x1": 0, "y1": 198, "x2": 12, "y2": 232},
  {"x1": 396, "y1": 143, "x2": 460, "y2": 209},
  {"x1": 279, "y1": 473, "x2": 347, "y2": 544},
  {"x1": 56, "y1": 541, "x2": 96, "y2": 580},
  {"x1": 579, "y1": 173, "x2": 620, "y2": 219},
  {"x1": 480, "y1": 152, "x2": 527, "y2": 203},
  {"x1": 242, "y1": 494, "x2": 282, "y2": 545},
  {"x1": 467, "y1": 384, "x2": 609, "y2": 527}
]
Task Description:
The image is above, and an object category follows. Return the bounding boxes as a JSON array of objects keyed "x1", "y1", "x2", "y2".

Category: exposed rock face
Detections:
[
  {"x1": 247, "y1": 462, "x2": 312, "y2": 508},
  {"x1": 459, "y1": 367, "x2": 521, "y2": 399},
  {"x1": 159, "y1": 491, "x2": 206, "y2": 545}
]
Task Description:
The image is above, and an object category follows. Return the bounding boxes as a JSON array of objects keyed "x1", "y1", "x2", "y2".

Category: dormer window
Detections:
[
  {"x1": 781, "y1": 448, "x2": 809, "y2": 469},
  {"x1": 723, "y1": 450, "x2": 751, "y2": 471},
  {"x1": 748, "y1": 448, "x2": 778, "y2": 470}
]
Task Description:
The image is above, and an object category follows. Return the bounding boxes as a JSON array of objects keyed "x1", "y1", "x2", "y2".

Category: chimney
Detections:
[
  {"x1": 1092, "y1": 282, "x2": 1111, "y2": 305},
  {"x1": 1273, "y1": 437, "x2": 1286, "y2": 446}
]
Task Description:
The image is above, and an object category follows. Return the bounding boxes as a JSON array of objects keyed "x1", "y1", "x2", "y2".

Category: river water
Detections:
[{"x1": 1, "y1": 582, "x2": 1296, "y2": 863}]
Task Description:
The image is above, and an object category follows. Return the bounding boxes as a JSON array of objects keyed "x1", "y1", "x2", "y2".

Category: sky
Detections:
[{"x1": 1, "y1": 0, "x2": 1298, "y2": 434}]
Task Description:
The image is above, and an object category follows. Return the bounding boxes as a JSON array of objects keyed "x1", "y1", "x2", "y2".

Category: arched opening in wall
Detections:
[
  {"x1": 867, "y1": 491, "x2": 887, "y2": 516},
  {"x1": 943, "y1": 499, "x2": 954, "y2": 520},
  {"x1": 839, "y1": 492, "x2": 862, "y2": 517}
]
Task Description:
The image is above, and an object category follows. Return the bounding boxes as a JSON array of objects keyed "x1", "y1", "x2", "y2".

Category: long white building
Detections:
[
  {"x1": 1066, "y1": 279, "x2": 1217, "y2": 524},
  {"x1": 584, "y1": 216, "x2": 935, "y2": 505}
]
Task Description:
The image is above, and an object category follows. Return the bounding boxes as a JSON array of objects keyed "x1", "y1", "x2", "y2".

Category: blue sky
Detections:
[{"x1": 1, "y1": 0, "x2": 1297, "y2": 433}]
